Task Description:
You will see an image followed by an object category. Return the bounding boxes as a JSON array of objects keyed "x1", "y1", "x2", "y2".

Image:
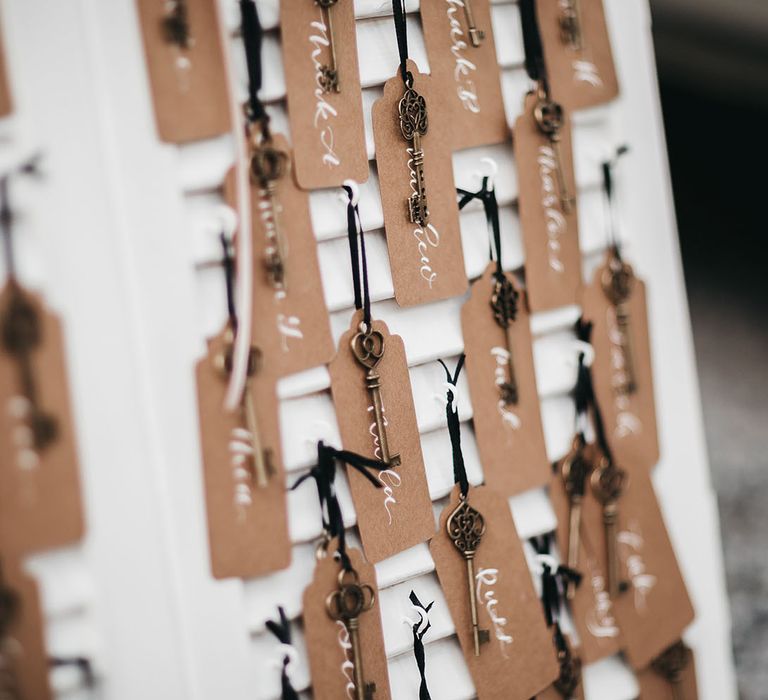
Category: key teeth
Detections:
[
  {"x1": 478, "y1": 629, "x2": 491, "y2": 645},
  {"x1": 469, "y1": 28, "x2": 485, "y2": 47},
  {"x1": 364, "y1": 682, "x2": 376, "y2": 700},
  {"x1": 387, "y1": 454, "x2": 402, "y2": 468}
]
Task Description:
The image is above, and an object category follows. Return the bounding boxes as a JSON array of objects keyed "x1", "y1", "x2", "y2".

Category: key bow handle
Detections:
[
  {"x1": 591, "y1": 462, "x2": 628, "y2": 504},
  {"x1": 250, "y1": 145, "x2": 289, "y2": 187},
  {"x1": 398, "y1": 87, "x2": 428, "y2": 141},
  {"x1": 601, "y1": 258, "x2": 635, "y2": 305},
  {"x1": 446, "y1": 498, "x2": 486, "y2": 555},
  {"x1": 351, "y1": 329, "x2": 385, "y2": 370},
  {"x1": 534, "y1": 99, "x2": 564, "y2": 136},
  {"x1": 325, "y1": 569, "x2": 376, "y2": 622}
]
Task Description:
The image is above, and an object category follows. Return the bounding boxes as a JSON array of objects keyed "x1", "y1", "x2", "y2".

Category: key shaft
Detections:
[
  {"x1": 462, "y1": 0, "x2": 486, "y2": 47},
  {"x1": 365, "y1": 369, "x2": 401, "y2": 467},
  {"x1": 316, "y1": 0, "x2": 340, "y2": 92},
  {"x1": 591, "y1": 461, "x2": 628, "y2": 599},
  {"x1": 242, "y1": 378, "x2": 270, "y2": 489}
]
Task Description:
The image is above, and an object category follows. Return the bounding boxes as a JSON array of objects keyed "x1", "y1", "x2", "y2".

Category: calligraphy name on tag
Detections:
[
  {"x1": 582, "y1": 255, "x2": 659, "y2": 472},
  {"x1": 279, "y1": 0, "x2": 369, "y2": 188},
  {"x1": 461, "y1": 265, "x2": 550, "y2": 495},
  {"x1": 328, "y1": 311, "x2": 434, "y2": 562},
  {"x1": 0, "y1": 286, "x2": 84, "y2": 555},
  {"x1": 537, "y1": 0, "x2": 619, "y2": 110},
  {"x1": 419, "y1": 0, "x2": 507, "y2": 149},
  {"x1": 430, "y1": 485, "x2": 559, "y2": 699},
  {"x1": 372, "y1": 60, "x2": 468, "y2": 307},
  {"x1": 514, "y1": 92, "x2": 581, "y2": 311},
  {"x1": 303, "y1": 544, "x2": 392, "y2": 700},
  {"x1": 135, "y1": 0, "x2": 230, "y2": 143},
  {"x1": 636, "y1": 643, "x2": 699, "y2": 700},
  {"x1": 0, "y1": 22, "x2": 12, "y2": 117},
  {"x1": 195, "y1": 327, "x2": 291, "y2": 579},
  {"x1": 225, "y1": 137, "x2": 334, "y2": 378}
]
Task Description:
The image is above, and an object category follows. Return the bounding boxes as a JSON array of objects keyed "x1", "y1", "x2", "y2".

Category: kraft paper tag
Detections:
[
  {"x1": 636, "y1": 643, "x2": 699, "y2": 700},
  {"x1": 225, "y1": 137, "x2": 334, "y2": 378},
  {"x1": 461, "y1": 265, "x2": 550, "y2": 495},
  {"x1": 537, "y1": 0, "x2": 619, "y2": 111},
  {"x1": 372, "y1": 60, "x2": 468, "y2": 307},
  {"x1": 0, "y1": 285, "x2": 84, "y2": 555},
  {"x1": 135, "y1": 0, "x2": 230, "y2": 143},
  {"x1": 0, "y1": 21, "x2": 12, "y2": 117},
  {"x1": 328, "y1": 310, "x2": 434, "y2": 563},
  {"x1": 279, "y1": 0, "x2": 369, "y2": 188},
  {"x1": 419, "y1": 0, "x2": 508, "y2": 149},
  {"x1": 582, "y1": 256, "x2": 659, "y2": 472},
  {"x1": 303, "y1": 544, "x2": 392, "y2": 700},
  {"x1": 195, "y1": 326, "x2": 291, "y2": 579},
  {"x1": 513, "y1": 92, "x2": 581, "y2": 312},
  {"x1": 430, "y1": 485, "x2": 559, "y2": 699},
  {"x1": 0, "y1": 557, "x2": 51, "y2": 700}
]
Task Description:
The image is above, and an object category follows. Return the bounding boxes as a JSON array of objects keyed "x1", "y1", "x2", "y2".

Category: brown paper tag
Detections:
[
  {"x1": 135, "y1": 0, "x2": 230, "y2": 143},
  {"x1": 419, "y1": 0, "x2": 508, "y2": 149},
  {"x1": 225, "y1": 137, "x2": 334, "y2": 378},
  {"x1": 372, "y1": 60, "x2": 468, "y2": 307},
  {"x1": 328, "y1": 310, "x2": 434, "y2": 563},
  {"x1": 279, "y1": 0, "x2": 369, "y2": 188},
  {"x1": 195, "y1": 326, "x2": 291, "y2": 579},
  {"x1": 514, "y1": 92, "x2": 581, "y2": 312},
  {"x1": 1, "y1": 556, "x2": 51, "y2": 700},
  {"x1": 430, "y1": 485, "x2": 559, "y2": 699},
  {"x1": 582, "y1": 256, "x2": 659, "y2": 472},
  {"x1": 0, "y1": 285, "x2": 84, "y2": 555},
  {"x1": 636, "y1": 643, "x2": 699, "y2": 700},
  {"x1": 0, "y1": 21, "x2": 12, "y2": 118},
  {"x1": 461, "y1": 265, "x2": 550, "y2": 495},
  {"x1": 537, "y1": 0, "x2": 619, "y2": 111},
  {"x1": 303, "y1": 544, "x2": 392, "y2": 700},
  {"x1": 580, "y1": 467, "x2": 694, "y2": 669}
]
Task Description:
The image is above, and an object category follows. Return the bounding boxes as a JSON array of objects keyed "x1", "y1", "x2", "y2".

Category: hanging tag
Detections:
[
  {"x1": 225, "y1": 136, "x2": 334, "y2": 377},
  {"x1": 0, "y1": 22, "x2": 11, "y2": 117},
  {"x1": 328, "y1": 310, "x2": 434, "y2": 562},
  {"x1": 372, "y1": 60, "x2": 468, "y2": 307},
  {"x1": 195, "y1": 326, "x2": 291, "y2": 579},
  {"x1": 419, "y1": 0, "x2": 508, "y2": 149},
  {"x1": 135, "y1": 0, "x2": 230, "y2": 143},
  {"x1": 430, "y1": 485, "x2": 559, "y2": 699},
  {"x1": 514, "y1": 92, "x2": 581, "y2": 312},
  {"x1": 461, "y1": 264, "x2": 550, "y2": 495},
  {"x1": 303, "y1": 543, "x2": 392, "y2": 700},
  {"x1": 636, "y1": 642, "x2": 699, "y2": 700},
  {"x1": 279, "y1": 0, "x2": 369, "y2": 188},
  {"x1": 0, "y1": 285, "x2": 84, "y2": 555},
  {"x1": 0, "y1": 557, "x2": 51, "y2": 700},
  {"x1": 537, "y1": 0, "x2": 619, "y2": 111},
  {"x1": 582, "y1": 254, "x2": 659, "y2": 472}
]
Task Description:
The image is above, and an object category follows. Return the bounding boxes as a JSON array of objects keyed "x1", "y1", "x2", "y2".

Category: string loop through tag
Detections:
[
  {"x1": 520, "y1": 0, "x2": 550, "y2": 97},
  {"x1": 342, "y1": 183, "x2": 371, "y2": 332},
  {"x1": 529, "y1": 534, "x2": 582, "y2": 627},
  {"x1": 265, "y1": 606, "x2": 300, "y2": 700},
  {"x1": 391, "y1": 0, "x2": 413, "y2": 87},
  {"x1": 602, "y1": 145, "x2": 629, "y2": 254},
  {"x1": 437, "y1": 355, "x2": 468, "y2": 497},
  {"x1": 407, "y1": 590, "x2": 434, "y2": 700}
]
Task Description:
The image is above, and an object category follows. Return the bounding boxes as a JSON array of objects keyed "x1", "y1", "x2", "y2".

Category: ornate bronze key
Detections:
[
  {"x1": 561, "y1": 438, "x2": 591, "y2": 599},
  {"x1": 447, "y1": 494, "x2": 490, "y2": 656},
  {"x1": 398, "y1": 81, "x2": 429, "y2": 227},
  {"x1": 326, "y1": 567, "x2": 377, "y2": 700},
  {"x1": 490, "y1": 274, "x2": 520, "y2": 405},
  {"x1": 601, "y1": 253, "x2": 637, "y2": 394},
  {"x1": 590, "y1": 458, "x2": 627, "y2": 599},
  {"x1": 558, "y1": 0, "x2": 584, "y2": 51},
  {"x1": 651, "y1": 641, "x2": 689, "y2": 700},
  {"x1": 462, "y1": 0, "x2": 485, "y2": 47},
  {"x1": 350, "y1": 326, "x2": 401, "y2": 468},
  {"x1": 553, "y1": 637, "x2": 582, "y2": 698},
  {"x1": 534, "y1": 92, "x2": 575, "y2": 214},
  {"x1": 250, "y1": 140, "x2": 290, "y2": 292},
  {"x1": 316, "y1": 0, "x2": 340, "y2": 92}
]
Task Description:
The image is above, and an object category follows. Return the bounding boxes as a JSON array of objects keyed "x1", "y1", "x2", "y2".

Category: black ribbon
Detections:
[
  {"x1": 343, "y1": 186, "x2": 372, "y2": 330},
  {"x1": 49, "y1": 656, "x2": 96, "y2": 689},
  {"x1": 391, "y1": 0, "x2": 411, "y2": 86},
  {"x1": 519, "y1": 0, "x2": 549, "y2": 93},
  {"x1": 529, "y1": 534, "x2": 583, "y2": 627},
  {"x1": 292, "y1": 441, "x2": 388, "y2": 570},
  {"x1": 0, "y1": 155, "x2": 41, "y2": 280},
  {"x1": 265, "y1": 607, "x2": 300, "y2": 700},
  {"x1": 438, "y1": 355, "x2": 468, "y2": 497},
  {"x1": 602, "y1": 145, "x2": 629, "y2": 252},
  {"x1": 220, "y1": 233, "x2": 238, "y2": 332},
  {"x1": 408, "y1": 591, "x2": 434, "y2": 700},
  {"x1": 239, "y1": 0, "x2": 269, "y2": 126},
  {"x1": 457, "y1": 177, "x2": 505, "y2": 283}
]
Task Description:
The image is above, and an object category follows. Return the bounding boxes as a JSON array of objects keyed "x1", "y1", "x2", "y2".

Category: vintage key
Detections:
[
  {"x1": 462, "y1": 0, "x2": 486, "y2": 47},
  {"x1": 447, "y1": 494, "x2": 490, "y2": 656},
  {"x1": 325, "y1": 567, "x2": 377, "y2": 700},
  {"x1": 601, "y1": 254, "x2": 637, "y2": 394},
  {"x1": 489, "y1": 274, "x2": 520, "y2": 405},
  {"x1": 161, "y1": 0, "x2": 192, "y2": 49},
  {"x1": 590, "y1": 458, "x2": 628, "y2": 599},
  {"x1": 316, "y1": 0, "x2": 340, "y2": 92},
  {"x1": 250, "y1": 142, "x2": 290, "y2": 291},
  {"x1": 350, "y1": 326, "x2": 401, "y2": 468},
  {"x1": 651, "y1": 641, "x2": 689, "y2": 700},
  {"x1": 560, "y1": 439, "x2": 591, "y2": 599},
  {"x1": 558, "y1": 0, "x2": 583, "y2": 51},
  {"x1": 553, "y1": 635, "x2": 582, "y2": 698},
  {"x1": 398, "y1": 84, "x2": 430, "y2": 227},
  {"x1": 1, "y1": 288, "x2": 59, "y2": 452},
  {"x1": 534, "y1": 95, "x2": 575, "y2": 214}
]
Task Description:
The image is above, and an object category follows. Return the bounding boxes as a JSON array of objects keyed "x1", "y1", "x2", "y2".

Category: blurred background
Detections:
[{"x1": 650, "y1": 0, "x2": 768, "y2": 697}]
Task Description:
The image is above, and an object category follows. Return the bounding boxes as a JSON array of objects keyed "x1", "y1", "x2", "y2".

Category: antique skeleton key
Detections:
[
  {"x1": 447, "y1": 494, "x2": 490, "y2": 656},
  {"x1": 315, "y1": 0, "x2": 340, "y2": 92},
  {"x1": 558, "y1": 0, "x2": 584, "y2": 51},
  {"x1": 590, "y1": 458, "x2": 628, "y2": 599},
  {"x1": 651, "y1": 642, "x2": 689, "y2": 700},
  {"x1": 350, "y1": 326, "x2": 401, "y2": 468},
  {"x1": 534, "y1": 93, "x2": 575, "y2": 214},
  {"x1": 326, "y1": 567, "x2": 377, "y2": 700},
  {"x1": 560, "y1": 439, "x2": 591, "y2": 599},
  {"x1": 250, "y1": 141, "x2": 290, "y2": 291},
  {"x1": 398, "y1": 83, "x2": 429, "y2": 227},
  {"x1": 462, "y1": 0, "x2": 486, "y2": 47},
  {"x1": 161, "y1": 0, "x2": 192, "y2": 49},
  {"x1": 490, "y1": 274, "x2": 520, "y2": 405},
  {"x1": 601, "y1": 254, "x2": 637, "y2": 394}
]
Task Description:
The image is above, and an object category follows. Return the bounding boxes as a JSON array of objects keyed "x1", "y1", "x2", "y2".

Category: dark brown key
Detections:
[
  {"x1": 560, "y1": 438, "x2": 591, "y2": 599},
  {"x1": 558, "y1": 0, "x2": 584, "y2": 51},
  {"x1": 315, "y1": 0, "x2": 341, "y2": 92},
  {"x1": 590, "y1": 458, "x2": 628, "y2": 598},
  {"x1": 534, "y1": 94, "x2": 575, "y2": 213},
  {"x1": 489, "y1": 274, "x2": 520, "y2": 405},
  {"x1": 601, "y1": 254, "x2": 637, "y2": 394},
  {"x1": 398, "y1": 83, "x2": 429, "y2": 226}
]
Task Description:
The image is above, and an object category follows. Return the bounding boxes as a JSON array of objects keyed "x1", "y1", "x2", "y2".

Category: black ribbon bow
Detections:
[
  {"x1": 437, "y1": 355, "x2": 468, "y2": 497},
  {"x1": 343, "y1": 185, "x2": 372, "y2": 330},
  {"x1": 408, "y1": 591, "x2": 434, "y2": 700},
  {"x1": 265, "y1": 607, "x2": 300, "y2": 700},
  {"x1": 529, "y1": 534, "x2": 583, "y2": 627}
]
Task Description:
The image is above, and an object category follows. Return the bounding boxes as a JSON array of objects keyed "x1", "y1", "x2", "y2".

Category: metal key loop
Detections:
[
  {"x1": 315, "y1": 0, "x2": 340, "y2": 92},
  {"x1": 161, "y1": 0, "x2": 193, "y2": 49}
]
